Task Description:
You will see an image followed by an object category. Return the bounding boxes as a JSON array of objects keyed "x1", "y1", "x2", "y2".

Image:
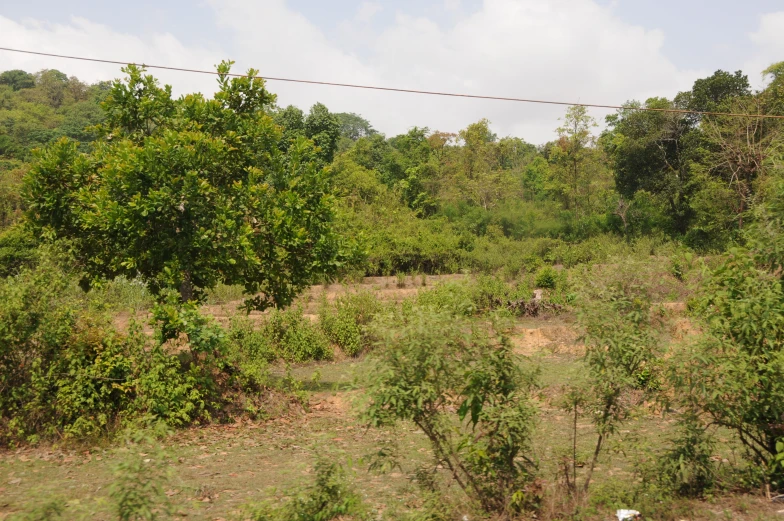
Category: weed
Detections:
[
  {"x1": 109, "y1": 429, "x2": 172, "y2": 521},
  {"x1": 245, "y1": 459, "x2": 365, "y2": 521},
  {"x1": 204, "y1": 283, "x2": 246, "y2": 305},
  {"x1": 9, "y1": 498, "x2": 66, "y2": 521},
  {"x1": 264, "y1": 306, "x2": 332, "y2": 363}
]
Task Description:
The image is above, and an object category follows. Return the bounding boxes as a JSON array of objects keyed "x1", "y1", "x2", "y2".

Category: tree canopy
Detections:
[{"x1": 24, "y1": 62, "x2": 353, "y2": 308}]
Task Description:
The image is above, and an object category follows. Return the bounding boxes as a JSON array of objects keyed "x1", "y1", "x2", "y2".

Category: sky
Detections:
[{"x1": 1, "y1": 0, "x2": 783, "y2": 144}]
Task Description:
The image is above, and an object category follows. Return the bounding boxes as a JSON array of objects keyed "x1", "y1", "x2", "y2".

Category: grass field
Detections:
[{"x1": 1, "y1": 277, "x2": 782, "y2": 521}]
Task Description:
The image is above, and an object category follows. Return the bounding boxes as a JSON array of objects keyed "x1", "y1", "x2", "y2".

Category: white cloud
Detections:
[
  {"x1": 747, "y1": 11, "x2": 784, "y2": 88},
  {"x1": 207, "y1": 0, "x2": 701, "y2": 142},
  {"x1": 1, "y1": 0, "x2": 707, "y2": 143},
  {"x1": 0, "y1": 15, "x2": 223, "y2": 96}
]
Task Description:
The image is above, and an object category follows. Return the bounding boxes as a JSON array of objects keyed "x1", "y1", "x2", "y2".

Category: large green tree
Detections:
[
  {"x1": 604, "y1": 98, "x2": 699, "y2": 235},
  {"x1": 551, "y1": 106, "x2": 604, "y2": 214},
  {"x1": 25, "y1": 62, "x2": 352, "y2": 308},
  {"x1": 0, "y1": 70, "x2": 35, "y2": 91}
]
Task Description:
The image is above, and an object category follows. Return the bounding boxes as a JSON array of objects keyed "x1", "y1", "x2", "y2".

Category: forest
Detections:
[{"x1": 0, "y1": 60, "x2": 783, "y2": 520}]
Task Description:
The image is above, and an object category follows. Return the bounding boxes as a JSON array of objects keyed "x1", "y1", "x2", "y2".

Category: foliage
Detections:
[
  {"x1": 0, "y1": 247, "x2": 320, "y2": 442},
  {"x1": 24, "y1": 63, "x2": 352, "y2": 308},
  {"x1": 365, "y1": 308, "x2": 540, "y2": 516},
  {"x1": 9, "y1": 498, "x2": 66, "y2": 521},
  {"x1": 572, "y1": 258, "x2": 665, "y2": 494},
  {"x1": 0, "y1": 70, "x2": 36, "y2": 91},
  {"x1": 0, "y1": 162, "x2": 26, "y2": 228},
  {"x1": 319, "y1": 290, "x2": 382, "y2": 356},
  {"x1": 246, "y1": 459, "x2": 365, "y2": 521},
  {"x1": 0, "y1": 255, "x2": 212, "y2": 444},
  {"x1": 534, "y1": 266, "x2": 558, "y2": 289},
  {"x1": 414, "y1": 279, "x2": 476, "y2": 316},
  {"x1": 0, "y1": 224, "x2": 39, "y2": 277},
  {"x1": 669, "y1": 220, "x2": 784, "y2": 482},
  {"x1": 652, "y1": 414, "x2": 723, "y2": 497},
  {"x1": 263, "y1": 306, "x2": 332, "y2": 363},
  {"x1": 109, "y1": 429, "x2": 172, "y2": 521}
]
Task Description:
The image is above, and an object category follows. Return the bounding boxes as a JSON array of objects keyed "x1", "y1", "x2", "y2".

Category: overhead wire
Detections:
[{"x1": 1, "y1": 45, "x2": 783, "y2": 119}]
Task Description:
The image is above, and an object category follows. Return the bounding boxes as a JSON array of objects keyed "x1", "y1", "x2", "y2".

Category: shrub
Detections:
[
  {"x1": 90, "y1": 276, "x2": 154, "y2": 313},
  {"x1": 109, "y1": 429, "x2": 173, "y2": 521},
  {"x1": 0, "y1": 258, "x2": 213, "y2": 444},
  {"x1": 0, "y1": 224, "x2": 38, "y2": 278},
  {"x1": 569, "y1": 258, "x2": 665, "y2": 495},
  {"x1": 534, "y1": 266, "x2": 558, "y2": 289},
  {"x1": 246, "y1": 459, "x2": 365, "y2": 521},
  {"x1": 365, "y1": 308, "x2": 540, "y2": 515},
  {"x1": 319, "y1": 290, "x2": 381, "y2": 356},
  {"x1": 264, "y1": 306, "x2": 332, "y2": 363},
  {"x1": 10, "y1": 498, "x2": 66, "y2": 521},
  {"x1": 669, "y1": 247, "x2": 784, "y2": 484},
  {"x1": 227, "y1": 314, "x2": 276, "y2": 364},
  {"x1": 415, "y1": 280, "x2": 475, "y2": 316},
  {"x1": 652, "y1": 414, "x2": 722, "y2": 497}
]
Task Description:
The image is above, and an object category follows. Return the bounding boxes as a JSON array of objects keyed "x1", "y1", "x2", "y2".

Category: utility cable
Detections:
[{"x1": 1, "y1": 46, "x2": 783, "y2": 119}]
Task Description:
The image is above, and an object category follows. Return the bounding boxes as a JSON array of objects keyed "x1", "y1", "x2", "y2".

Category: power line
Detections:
[{"x1": 2, "y1": 45, "x2": 783, "y2": 120}]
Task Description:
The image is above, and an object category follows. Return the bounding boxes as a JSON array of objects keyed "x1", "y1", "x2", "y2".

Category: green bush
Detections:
[
  {"x1": 568, "y1": 257, "x2": 665, "y2": 496},
  {"x1": 264, "y1": 306, "x2": 332, "y2": 363},
  {"x1": 246, "y1": 459, "x2": 365, "y2": 521},
  {"x1": 0, "y1": 258, "x2": 214, "y2": 444},
  {"x1": 534, "y1": 266, "x2": 558, "y2": 289},
  {"x1": 652, "y1": 414, "x2": 722, "y2": 497},
  {"x1": 0, "y1": 224, "x2": 38, "y2": 278},
  {"x1": 415, "y1": 280, "x2": 476, "y2": 315},
  {"x1": 365, "y1": 308, "x2": 540, "y2": 515},
  {"x1": 90, "y1": 276, "x2": 154, "y2": 313},
  {"x1": 9, "y1": 498, "x2": 66, "y2": 521},
  {"x1": 319, "y1": 290, "x2": 381, "y2": 356},
  {"x1": 109, "y1": 429, "x2": 173, "y2": 521},
  {"x1": 227, "y1": 314, "x2": 276, "y2": 364}
]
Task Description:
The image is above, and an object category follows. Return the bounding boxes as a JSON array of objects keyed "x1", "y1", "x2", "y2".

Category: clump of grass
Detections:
[
  {"x1": 92, "y1": 276, "x2": 154, "y2": 312},
  {"x1": 11, "y1": 498, "x2": 66, "y2": 521}
]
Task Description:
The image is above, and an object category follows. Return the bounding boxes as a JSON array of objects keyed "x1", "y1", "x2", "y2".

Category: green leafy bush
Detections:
[
  {"x1": 569, "y1": 258, "x2": 665, "y2": 495},
  {"x1": 652, "y1": 414, "x2": 723, "y2": 497},
  {"x1": 0, "y1": 258, "x2": 214, "y2": 444},
  {"x1": 669, "y1": 247, "x2": 784, "y2": 484},
  {"x1": 0, "y1": 224, "x2": 38, "y2": 277},
  {"x1": 109, "y1": 429, "x2": 173, "y2": 521},
  {"x1": 9, "y1": 498, "x2": 66, "y2": 521},
  {"x1": 365, "y1": 308, "x2": 540, "y2": 515},
  {"x1": 246, "y1": 459, "x2": 365, "y2": 521},
  {"x1": 319, "y1": 290, "x2": 381, "y2": 356},
  {"x1": 263, "y1": 306, "x2": 332, "y2": 363},
  {"x1": 534, "y1": 266, "x2": 558, "y2": 289},
  {"x1": 415, "y1": 280, "x2": 476, "y2": 315}
]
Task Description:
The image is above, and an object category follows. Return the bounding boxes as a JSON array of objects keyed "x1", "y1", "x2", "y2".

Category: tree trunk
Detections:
[{"x1": 180, "y1": 271, "x2": 193, "y2": 302}]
